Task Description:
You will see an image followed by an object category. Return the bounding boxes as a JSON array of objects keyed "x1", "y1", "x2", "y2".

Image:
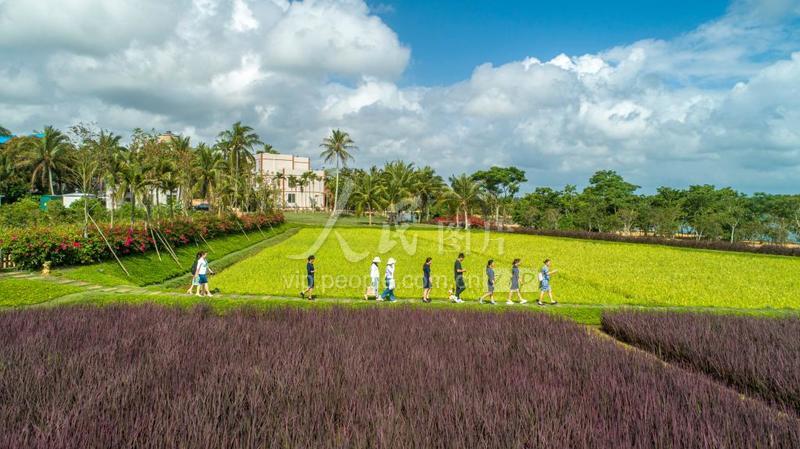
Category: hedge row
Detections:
[
  {"x1": 0, "y1": 213, "x2": 284, "y2": 269},
  {"x1": 506, "y1": 228, "x2": 800, "y2": 257}
]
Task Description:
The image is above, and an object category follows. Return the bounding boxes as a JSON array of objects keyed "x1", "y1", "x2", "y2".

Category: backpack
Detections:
[
  {"x1": 537, "y1": 272, "x2": 544, "y2": 282},
  {"x1": 190, "y1": 260, "x2": 198, "y2": 275}
]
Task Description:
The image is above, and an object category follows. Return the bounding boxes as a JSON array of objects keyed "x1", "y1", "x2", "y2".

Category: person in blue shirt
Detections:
[
  {"x1": 506, "y1": 258, "x2": 527, "y2": 305},
  {"x1": 478, "y1": 259, "x2": 497, "y2": 305},
  {"x1": 300, "y1": 255, "x2": 315, "y2": 301},
  {"x1": 451, "y1": 253, "x2": 466, "y2": 303},
  {"x1": 538, "y1": 258, "x2": 558, "y2": 306},
  {"x1": 422, "y1": 257, "x2": 432, "y2": 303}
]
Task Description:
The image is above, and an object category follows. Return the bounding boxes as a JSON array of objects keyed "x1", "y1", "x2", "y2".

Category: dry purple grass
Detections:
[
  {"x1": 1, "y1": 305, "x2": 798, "y2": 449},
  {"x1": 602, "y1": 310, "x2": 800, "y2": 416}
]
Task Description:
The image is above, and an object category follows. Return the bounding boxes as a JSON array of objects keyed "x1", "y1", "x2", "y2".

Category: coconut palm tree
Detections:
[
  {"x1": 449, "y1": 174, "x2": 483, "y2": 229},
  {"x1": 351, "y1": 169, "x2": 386, "y2": 225},
  {"x1": 67, "y1": 144, "x2": 101, "y2": 237},
  {"x1": 414, "y1": 166, "x2": 445, "y2": 221},
  {"x1": 218, "y1": 122, "x2": 262, "y2": 208},
  {"x1": 319, "y1": 129, "x2": 356, "y2": 214},
  {"x1": 382, "y1": 161, "x2": 416, "y2": 215},
  {"x1": 257, "y1": 143, "x2": 278, "y2": 154},
  {"x1": 119, "y1": 148, "x2": 153, "y2": 228},
  {"x1": 194, "y1": 143, "x2": 224, "y2": 208},
  {"x1": 168, "y1": 135, "x2": 195, "y2": 214},
  {"x1": 92, "y1": 131, "x2": 125, "y2": 226},
  {"x1": 18, "y1": 126, "x2": 73, "y2": 195}
]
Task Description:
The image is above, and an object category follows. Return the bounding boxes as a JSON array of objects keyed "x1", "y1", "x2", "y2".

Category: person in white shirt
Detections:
[
  {"x1": 193, "y1": 251, "x2": 214, "y2": 297},
  {"x1": 380, "y1": 258, "x2": 397, "y2": 302},
  {"x1": 366, "y1": 256, "x2": 381, "y2": 300}
]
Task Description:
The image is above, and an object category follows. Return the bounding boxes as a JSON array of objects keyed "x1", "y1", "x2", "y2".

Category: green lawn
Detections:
[
  {"x1": 214, "y1": 227, "x2": 800, "y2": 310},
  {"x1": 0, "y1": 278, "x2": 84, "y2": 307},
  {"x1": 55, "y1": 224, "x2": 292, "y2": 287}
]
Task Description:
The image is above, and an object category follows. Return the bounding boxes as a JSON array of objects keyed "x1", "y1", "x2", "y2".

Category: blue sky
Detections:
[{"x1": 375, "y1": 0, "x2": 731, "y2": 85}]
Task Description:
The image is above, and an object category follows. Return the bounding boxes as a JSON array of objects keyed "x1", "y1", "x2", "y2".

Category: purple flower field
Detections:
[
  {"x1": 1, "y1": 305, "x2": 798, "y2": 449},
  {"x1": 602, "y1": 310, "x2": 800, "y2": 416}
]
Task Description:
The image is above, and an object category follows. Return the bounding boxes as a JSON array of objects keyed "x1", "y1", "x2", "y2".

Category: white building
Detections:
[{"x1": 255, "y1": 153, "x2": 326, "y2": 210}]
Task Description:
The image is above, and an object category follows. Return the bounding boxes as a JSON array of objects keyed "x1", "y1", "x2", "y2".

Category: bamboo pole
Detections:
[
  {"x1": 150, "y1": 227, "x2": 163, "y2": 262},
  {"x1": 198, "y1": 232, "x2": 214, "y2": 253},
  {"x1": 236, "y1": 219, "x2": 250, "y2": 241},
  {"x1": 88, "y1": 213, "x2": 130, "y2": 277},
  {"x1": 154, "y1": 228, "x2": 182, "y2": 268}
]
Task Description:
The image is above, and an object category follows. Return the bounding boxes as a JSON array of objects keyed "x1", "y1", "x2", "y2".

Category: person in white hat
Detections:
[
  {"x1": 380, "y1": 257, "x2": 397, "y2": 302},
  {"x1": 366, "y1": 256, "x2": 381, "y2": 300}
]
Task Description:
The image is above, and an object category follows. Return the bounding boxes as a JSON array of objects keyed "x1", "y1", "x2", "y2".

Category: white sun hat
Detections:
[
  {"x1": 387, "y1": 257, "x2": 396, "y2": 265},
  {"x1": 373, "y1": 256, "x2": 381, "y2": 263}
]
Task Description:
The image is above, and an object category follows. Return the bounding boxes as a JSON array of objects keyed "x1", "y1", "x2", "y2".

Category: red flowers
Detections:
[{"x1": 1, "y1": 212, "x2": 284, "y2": 269}]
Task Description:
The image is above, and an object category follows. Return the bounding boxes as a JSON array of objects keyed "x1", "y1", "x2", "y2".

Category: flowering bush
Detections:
[
  {"x1": 430, "y1": 215, "x2": 487, "y2": 228},
  {"x1": 0, "y1": 212, "x2": 283, "y2": 269}
]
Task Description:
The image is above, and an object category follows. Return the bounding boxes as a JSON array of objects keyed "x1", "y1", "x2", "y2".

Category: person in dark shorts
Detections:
[
  {"x1": 300, "y1": 255, "x2": 315, "y2": 300},
  {"x1": 422, "y1": 257, "x2": 432, "y2": 303},
  {"x1": 478, "y1": 259, "x2": 497, "y2": 305},
  {"x1": 452, "y1": 253, "x2": 466, "y2": 303}
]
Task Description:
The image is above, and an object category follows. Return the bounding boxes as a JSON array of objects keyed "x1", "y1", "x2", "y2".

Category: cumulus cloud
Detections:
[{"x1": 0, "y1": 0, "x2": 798, "y2": 193}]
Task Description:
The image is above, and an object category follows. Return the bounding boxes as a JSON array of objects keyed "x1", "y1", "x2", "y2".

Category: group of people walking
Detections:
[{"x1": 301, "y1": 253, "x2": 559, "y2": 305}]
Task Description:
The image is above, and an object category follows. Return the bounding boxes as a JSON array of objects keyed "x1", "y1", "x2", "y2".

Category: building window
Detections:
[{"x1": 287, "y1": 193, "x2": 296, "y2": 204}]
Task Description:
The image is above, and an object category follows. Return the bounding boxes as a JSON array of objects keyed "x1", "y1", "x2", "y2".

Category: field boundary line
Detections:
[{"x1": 590, "y1": 326, "x2": 800, "y2": 422}]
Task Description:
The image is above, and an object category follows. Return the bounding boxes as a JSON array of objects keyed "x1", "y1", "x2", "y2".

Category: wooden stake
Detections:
[
  {"x1": 88, "y1": 213, "x2": 130, "y2": 277},
  {"x1": 150, "y1": 227, "x2": 162, "y2": 262},
  {"x1": 236, "y1": 219, "x2": 250, "y2": 241}
]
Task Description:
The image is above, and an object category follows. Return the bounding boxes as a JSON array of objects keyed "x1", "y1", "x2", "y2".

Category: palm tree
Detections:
[
  {"x1": 449, "y1": 174, "x2": 483, "y2": 229},
  {"x1": 218, "y1": 122, "x2": 262, "y2": 208},
  {"x1": 67, "y1": 144, "x2": 100, "y2": 237},
  {"x1": 119, "y1": 148, "x2": 153, "y2": 227},
  {"x1": 194, "y1": 143, "x2": 224, "y2": 208},
  {"x1": 168, "y1": 135, "x2": 195, "y2": 214},
  {"x1": 382, "y1": 161, "x2": 416, "y2": 215},
  {"x1": 18, "y1": 126, "x2": 73, "y2": 195},
  {"x1": 319, "y1": 129, "x2": 356, "y2": 214},
  {"x1": 351, "y1": 169, "x2": 386, "y2": 225},
  {"x1": 414, "y1": 166, "x2": 445, "y2": 221},
  {"x1": 93, "y1": 132, "x2": 125, "y2": 228},
  {"x1": 257, "y1": 143, "x2": 278, "y2": 154}
]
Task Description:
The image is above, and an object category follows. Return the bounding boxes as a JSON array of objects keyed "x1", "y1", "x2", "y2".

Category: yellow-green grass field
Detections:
[
  {"x1": 214, "y1": 227, "x2": 800, "y2": 309},
  {"x1": 0, "y1": 278, "x2": 84, "y2": 307}
]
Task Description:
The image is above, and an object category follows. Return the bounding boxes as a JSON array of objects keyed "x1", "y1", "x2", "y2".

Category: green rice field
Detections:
[{"x1": 214, "y1": 227, "x2": 800, "y2": 309}]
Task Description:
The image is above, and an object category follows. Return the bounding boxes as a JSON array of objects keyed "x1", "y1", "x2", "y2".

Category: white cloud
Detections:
[
  {"x1": 228, "y1": 0, "x2": 260, "y2": 32},
  {"x1": 0, "y1": 0, "x2": 799, "y2": 193}
]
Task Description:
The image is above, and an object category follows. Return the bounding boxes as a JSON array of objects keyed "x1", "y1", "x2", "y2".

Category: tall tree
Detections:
[
  {"x1": 319, "y1": 129, "x2": 356, "y2": 214},
  {"x1": 471, "y1": 166, "x2": 527, "y2": 224},
  {"x1": 448, "y1": 174, "x2": 483, "y2": 229},
  {"x1": 257, "y1": 144, "x2": 278, "y2": 154},
  {"x1": 218, "y1": 122, "x2": 262, "y2": 208},
  {"x1": 67, "y1": 144, "x2": 100, "y2": 237},
  {"x1": 351, "y1": 169, "x2": 386, "y2": 225},
  {"x1": 382, "y1": 161, "x2": 416, "y2": 215},
  {"x1": 18, "y1": 126, "x2": 73, "y2": 195},
  {"x1": 414, "y1": 166, "x2": 445, "y2": 221},
  {"x1": 194, "y1": 143, "x2": 224, "y2": 209}
]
